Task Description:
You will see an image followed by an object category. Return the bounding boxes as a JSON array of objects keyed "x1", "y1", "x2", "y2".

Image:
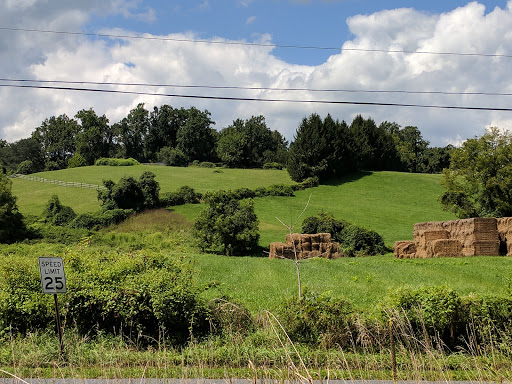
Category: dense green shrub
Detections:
[
  {"x1": 340, "y1": 224, "x2": 387, "y2": 256},
  {"x1": 209, "y1": 299, "x2": 255, "y2": 336},
  {"x1": 263, "y1": 162, "x2": 283, "y2": 170},
  {"x1": 0, "y1": 173, "x2": 27, "y2": 243},
  {"x1": 71, "y1": 209, "x2": 134, "y2": 230},
  {"x1": 67, "y1": 153, "x2": 87, "y2": 168},
  {"x1": 28, "y1": 222, "x2": 90, "y2": 244},
  {"x1": 44, "y1": 160, "x2": 60, "y2": 171},
  {"x1": 194, "y1": 191, "x2": 259, "y2": 256},
  {"x1": 0, "y1": 257, "x2": 54, "y2": 335},
  {"x1": 95, "y1": 157, "x2": 140, "y2": 166},
  {"x1": 302, "y1": 212, "x2": 386, "y2": 256},
  {"x1": 160, "y1": 186, "x2": 202, "y2": 207},
  {"x1": 157, "y1": 147, "x2": 188, "y2": 167},
  {"x1": 0, "y1": 250, "x2": 212, "y2": 345},
  {"x1": 98, "y1": 173, "x2": 160, "y2": 212},
  {"x1": 42, "y1": 195, "x2": 76, "y2": 226},
  {"x1": 16, "y1": 160, "x2": 34, "y2": 175},
  {"x1": 386, "y1": 286, "x2": 462, "y2": 348},
  {"x1": 278, "y1": 290, "x2": 355, "y2": 347}
]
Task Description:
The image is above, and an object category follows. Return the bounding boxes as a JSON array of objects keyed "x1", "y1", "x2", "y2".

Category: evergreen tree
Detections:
[{"x1": 0, "y1": 172, "x2": 26, "y2": 243}]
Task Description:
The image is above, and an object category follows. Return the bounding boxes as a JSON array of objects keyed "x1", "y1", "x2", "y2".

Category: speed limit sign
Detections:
[{"x1": 38, "y1": 257, "x2": 67, "y2": 294}]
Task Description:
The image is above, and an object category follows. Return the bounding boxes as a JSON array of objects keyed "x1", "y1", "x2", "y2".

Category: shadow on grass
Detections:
[{"x1": 322, "y1": 171, "x2": 374, "y2": 187}]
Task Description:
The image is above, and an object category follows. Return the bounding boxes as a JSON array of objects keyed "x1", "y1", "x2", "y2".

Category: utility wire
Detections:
[
  {"x1": 0, "y1": 78, "x2": 511, "y2": 97},
  {"x1": 0, "y1": 26, "x2": 510, "y2": 58},
  {"x1": 2, "y1": 83, "x2": 512, "y2": 112}
]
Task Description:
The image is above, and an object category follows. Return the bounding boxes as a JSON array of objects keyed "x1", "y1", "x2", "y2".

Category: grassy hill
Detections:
[{"x1": 13, "y1": 166, "x2": 455, "y2": 246}]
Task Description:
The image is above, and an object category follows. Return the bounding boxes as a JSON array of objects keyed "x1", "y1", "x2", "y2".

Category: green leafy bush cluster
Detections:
[
  {"x1": 16, "y1": 160, "x2": 35, "y2": 175},
  {"x1": 67, "y1": 153, "x2": 87, "y2": 168},
  {"x1": 194, "y1": 191, "x2": 259, "y2": 256},
  {"x1": 95, "y1": 157, "x2": 140, "y2": 166},
  {"x1": 42, "y1": 195, "x2": 77, "y2": 226},
  {"x1": 98, "y1": 171, "x2": 160, "y2": 211},
  {"x1": 160, "y1": 185, "x2": 202, "y2": 207},
  {"x1": 302, "y1": 212, "x2": 387, "y2": 256},
  {"x1": 201, "y1": 177, "x2": 319, "y2": 203},
  {"x1": 278, "y1": 290, "x2": 355, "y2": 348},
  {"x1": 263, "y1": 162, "x2": 283, "y2": 170},
  {"x1": 0, "y1": 250, "x2": 212, "y2": 345},
  {"x1": 71, "y1": 209, "x2": 133, "y2": 230},
  {"x1": 40, "y1": 195, "x2": 133, "y2": 232},
  {"x1": 157, "y1": 147, "x2": 188, "y2": 167},
  {"x1": 386, "y1": 286, "x2": 512, "y2": 349}
]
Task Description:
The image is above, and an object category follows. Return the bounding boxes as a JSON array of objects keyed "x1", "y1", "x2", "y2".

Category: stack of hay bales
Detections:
[
  {"x1": 393, "y1": 241, "x2": 416, "y2": 259},
  {"x1": 269, "y1": 233, "x2": 341, "y2": 260},
  {"x1": 497, "y1": 217, "x2": 512, "y2": 255},
  {"x1": 395, "y1": 217, "x2": 503, "y2": 258}
]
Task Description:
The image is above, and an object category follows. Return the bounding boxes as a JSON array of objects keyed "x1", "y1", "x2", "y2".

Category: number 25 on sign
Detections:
[{"x1": 38, "y1": 257, "x2": 67, "y2": 294}]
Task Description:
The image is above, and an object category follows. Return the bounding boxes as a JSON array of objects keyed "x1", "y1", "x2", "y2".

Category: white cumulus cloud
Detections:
[{"x1": 1, "y1": 1, "x2": 512, "y2": 147}]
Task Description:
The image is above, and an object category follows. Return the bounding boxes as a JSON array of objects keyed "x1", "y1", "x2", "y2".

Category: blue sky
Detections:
[
  {"x1": 85, "y1": 0, "x2": 509, "y2": 65},
  {"x1": 1, "y1": 0, "x2": 512, "y2": 146}
]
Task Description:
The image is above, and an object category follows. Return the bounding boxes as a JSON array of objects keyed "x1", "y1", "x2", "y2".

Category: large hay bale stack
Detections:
[
  {"x1": 271, "y1": 233, "x2": 340, "y2": 259},
  {"x1": 497, "y1": 217, "x2": 512, "y2": 255},
  {"x1": 427, "y1": 239, "x2": 463, "y2": 257},
  {"x1": 449, "y1": 218, "x2": 499, "y2": 256},
  {"x1": 394, "y1": 241, "x2": 417, "y2": 259}
]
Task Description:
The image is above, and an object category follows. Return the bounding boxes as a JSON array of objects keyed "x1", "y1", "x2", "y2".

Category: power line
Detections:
[
  {"x1": 1, "y1": 78, "x2": 511, "y2": 97},
  {"x1": 1, "y1": 26, "x2": 511, "y2": 59},
  {"x1": 2, "y1": 83, "x2": 512, "y2": 112}
]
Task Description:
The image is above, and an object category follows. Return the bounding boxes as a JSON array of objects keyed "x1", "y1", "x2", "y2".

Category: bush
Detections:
[
  {"x1": 71, "y1": 209, "x2": 134, "y2": 230},
  {"x1": 42, "y1": 195, "x2": 76, "y2": 226},
  {"x1": 44, "y1": 160, "x2": 60, "y2": 171},
  {"x1": 0, "y1": 250, "x2": 211, "y2": 345},
  {"x1": 160, "y1": 186, "x2": 202, "y2": 207},
  {"x1": 95, "y1": 157, "x2": 140, "y2": 166},
  {"x1": 99, "y1": 173, "x2": 160, "y2": 212},
  {"x1": 386, "y1": 286, "x2": 461, "y2": 348},
  {"x1": 158, "y1": 147, "x2": 188, "y2": 167},
  {"x1": 16, "y1": 160, "x2": 34, "y2": 175},
  {"x1": 160, "y1": 192, "x2": 185, "y2": 207},
  {"x1": 302, "y1": 212, "x2": 386, "y2": 256},
  {"x1": 194, "y1": 191, "x2": 260, "y2": 256},
  {"x1": 209, "y1": 299, "x2": 255, "y2": 336},
  {"x1": 279, "y1": 290, "x2": 355, "y2": 347},
  {"x1": 263, "y1": 162, "x2": 283, "y2": 170},
  {"x1": 67, "y1": 153, "x2": 87, "y2": 168},
  {"x1": 340, "y1": 224, "x2": 387, "y2": 256}
]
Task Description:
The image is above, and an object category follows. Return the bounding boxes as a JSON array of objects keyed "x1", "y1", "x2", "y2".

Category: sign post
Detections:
[{"x1": 38, "y1": 257, "x2": 66, "y2": 355}]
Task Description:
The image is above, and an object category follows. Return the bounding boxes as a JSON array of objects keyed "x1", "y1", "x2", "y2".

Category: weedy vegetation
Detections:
[{"x1": 2, "y1": 167, "x2": 512, "y2": 381}]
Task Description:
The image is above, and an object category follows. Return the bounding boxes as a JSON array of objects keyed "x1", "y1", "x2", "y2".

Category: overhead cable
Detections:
[
  {"x1": 0, "y1": 26, "x2": 510, "y2": 58},
  {"x1": 0, "y1": 78, "x2": 511, "y2": 97},
  {"x1": 2, "y1": 83, "x2": 512, "y2": 112}
]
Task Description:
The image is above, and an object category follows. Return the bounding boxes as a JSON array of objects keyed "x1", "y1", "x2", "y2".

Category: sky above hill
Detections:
[{"x1": 1, "y1": 0, "x2": 511, "y2": 146}]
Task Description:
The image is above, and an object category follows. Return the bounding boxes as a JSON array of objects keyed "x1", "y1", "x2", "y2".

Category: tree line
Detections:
[{"x1": 0, "y1": 103, "x2": 452, "y2": 179}]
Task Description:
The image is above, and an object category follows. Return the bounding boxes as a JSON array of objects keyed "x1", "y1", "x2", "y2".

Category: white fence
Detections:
[{"x1": 12, "y1": 174, "x2": 107, "y2": 191}]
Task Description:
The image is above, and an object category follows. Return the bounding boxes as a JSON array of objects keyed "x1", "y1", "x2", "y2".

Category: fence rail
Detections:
[{"x1": 11, "y1": 174, "x2": 107, "y2": 191}]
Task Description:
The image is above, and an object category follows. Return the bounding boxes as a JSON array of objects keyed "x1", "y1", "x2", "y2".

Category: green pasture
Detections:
[
  {"x1": 12, "y1": 165, "x2": 294, "y2": 216},
  {"x1": 195, "y1": 253, "x2": 512, "y2": 314},
  {"x1": 173, "y1": 171, "x2": 457, "y2": 246}
]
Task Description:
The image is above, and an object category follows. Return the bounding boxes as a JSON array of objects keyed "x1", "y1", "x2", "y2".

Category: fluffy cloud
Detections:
[{"x1": 1, "y1": 1, "x2": 512, "y2": 146}]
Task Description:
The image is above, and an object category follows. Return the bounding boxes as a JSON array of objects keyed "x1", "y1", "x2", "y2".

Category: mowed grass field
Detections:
[{"x1": 10, "y1": 165, "x2": 512, "y2": 314}]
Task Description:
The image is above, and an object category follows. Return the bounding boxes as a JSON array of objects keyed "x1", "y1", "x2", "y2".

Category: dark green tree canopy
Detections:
[
  {"x1": 441, "y1": 128, "x2": 512, "y2": 218},
  {"x1": 32, "y1": 114, "x2": 80, "y2": 170},
  {"x1": 75, "y1": 108, "x2": 114, "y2": 165},
  {"x1": 194, "y1": 191, "x2": 259, "y2": 256},
  {"x1": 217, "y1": 115, "x2": 287, "y2": 168},
  {"x1": 0, "y1": 172, "x2": 26, "y2": 243}
]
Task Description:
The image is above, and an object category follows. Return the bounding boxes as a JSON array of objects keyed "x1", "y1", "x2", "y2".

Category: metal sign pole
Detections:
[
  {"x1": 53, "y1": 293, "x2": 64, "y2": 355},
  {"x1": 38, "y1": 257, "x2": 67, "y2": 356}
]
